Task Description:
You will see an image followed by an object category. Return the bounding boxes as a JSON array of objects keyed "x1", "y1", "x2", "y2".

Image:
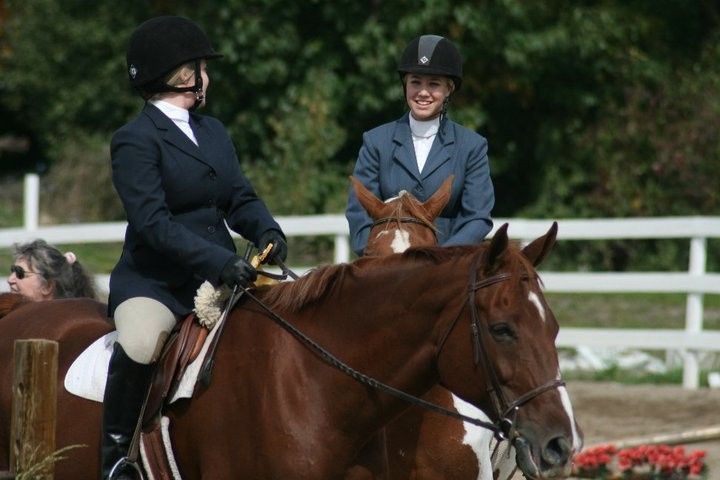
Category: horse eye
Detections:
[{"x1": 489, "y1": 323, "x2": 516, "y2": 340}]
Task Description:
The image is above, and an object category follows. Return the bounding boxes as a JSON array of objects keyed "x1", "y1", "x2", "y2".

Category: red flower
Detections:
[{"x1": 571, "y1": 443, "x2": 707, "y2": 479}]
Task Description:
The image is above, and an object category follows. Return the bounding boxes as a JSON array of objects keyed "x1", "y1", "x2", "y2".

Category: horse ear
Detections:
[
  {"x1": 485, "y1": 223, "x2": 509, "y2": 271},
  {"x1": 423, "y1": 175, "x2": 454, "y2": 220},
  {"x1": 350, "y1": 176, "x2": 385, "y2": 220},
  {"x1": 521, "y1": 221, "x2": 558, "y2": 267}
]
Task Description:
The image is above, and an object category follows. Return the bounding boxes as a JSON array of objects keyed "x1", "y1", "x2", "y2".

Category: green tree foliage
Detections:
[{"x1": 1, "y1": 1, "x2": 718, "y2": 240}]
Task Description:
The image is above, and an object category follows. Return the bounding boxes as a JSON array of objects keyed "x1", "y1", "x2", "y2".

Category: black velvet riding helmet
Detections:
[{"x1": 397, "y1": 34, "x2": 463, "y2": 90}]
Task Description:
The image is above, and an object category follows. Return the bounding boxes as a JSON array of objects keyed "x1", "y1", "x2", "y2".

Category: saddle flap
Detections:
[{"x1": 143, "y1": 314, "x2": 208, "y2": 425}]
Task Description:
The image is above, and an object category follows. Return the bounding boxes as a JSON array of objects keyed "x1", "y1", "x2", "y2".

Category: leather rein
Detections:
[{"x1": 237, "y1": 252, "x2": 563, "y2": 439}]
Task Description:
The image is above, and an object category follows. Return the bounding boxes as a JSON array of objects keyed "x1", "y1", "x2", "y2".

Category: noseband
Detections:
[{"x1": 436, "y1": 252, "x2": 565, "y2": 441}]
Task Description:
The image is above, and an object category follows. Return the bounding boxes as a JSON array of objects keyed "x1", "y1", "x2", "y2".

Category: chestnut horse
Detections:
[
  {"x1": 352, "y1": 175, "x2": 518, "y2": 480},
  {"x1": 0, "y1": 224, "x2": 581, "y2": 479}
]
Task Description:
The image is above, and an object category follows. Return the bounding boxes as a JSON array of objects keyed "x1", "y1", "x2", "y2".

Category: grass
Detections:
[
  {"x1": 562, "y1": 365, "x2": 718, "y2": 387},
  {"x1": 0, "y1": 243, "x2": 122, "y2": 278},
  {"x1": 14, "y1": 444, "x2": 86, "y2": 479},
  {"x1": 547, "y1": 292, "x2": 720, "y2": 330},
  {"x1": 549, "y1": 293, "x2": 720, "y2": 387},
  {"x1": 0, "y1": 236, "x2": 339, "y2": 277}
]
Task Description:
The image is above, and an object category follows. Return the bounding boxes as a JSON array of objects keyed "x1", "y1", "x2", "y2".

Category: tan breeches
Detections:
[{"x1": 114, "y1": 297, "x2": 180, "y2": 364}]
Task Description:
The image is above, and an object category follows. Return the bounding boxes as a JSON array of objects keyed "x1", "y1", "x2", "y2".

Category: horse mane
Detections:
[
  {"x1": 0, "y1": 292, "x2": 31, "y2": 318},
  {"x1": 259, "y1": 262, "x2": 353, "y2": 312},
  {"x1": 259, "y1": 240, "x2": 539, "y2": 313}
]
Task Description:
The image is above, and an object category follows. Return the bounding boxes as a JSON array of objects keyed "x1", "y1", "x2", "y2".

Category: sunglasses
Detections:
[{"x1": 10, "y1": 264, "x2": 42, "y2": 280}]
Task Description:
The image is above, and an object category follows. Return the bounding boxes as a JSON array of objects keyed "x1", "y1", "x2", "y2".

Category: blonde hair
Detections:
[
  {"x1": 402, "y1": 73, "x2": 455, "y2": 93},
  {"x1": 165, "y1": 62, "x2": 196, "y2": 87},
  {"x1": 148, "y1": 62, "x2": 196, "y2": 100}
]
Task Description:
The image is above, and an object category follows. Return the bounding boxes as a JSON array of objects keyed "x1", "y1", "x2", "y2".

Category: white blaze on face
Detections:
[
  {"x1": 391, "y1": 229, "x2": 411, "y2": 253},
  {"x1": 528, "y1": 291, "x2": 546, "y2": 323},
  {"x1": 557, "y1": 371, "x2": 582, "y2": 452}
]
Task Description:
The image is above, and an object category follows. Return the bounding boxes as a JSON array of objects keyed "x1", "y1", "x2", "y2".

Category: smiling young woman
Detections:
[
  {"x1": 404, "y1": 73, "x2": 455, "y2": 121},
  {"x1": 346, "y1": 34, "x2": 495, "y2": 257},
  {"x1": 344, "y1": 34, "x2": 502, "y2": 480}
]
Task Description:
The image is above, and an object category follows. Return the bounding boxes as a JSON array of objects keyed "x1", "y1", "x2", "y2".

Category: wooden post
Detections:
[{"x1": 10, "y1": 339, "x2": 58, "y2": 480}]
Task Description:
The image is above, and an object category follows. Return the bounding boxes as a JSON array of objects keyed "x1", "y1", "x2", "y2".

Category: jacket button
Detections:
[
  {"x1": 207, "y1": 199, "x2": 215, "y2": 207},
  {"x1": 207, "y1": 226, "x2": 216, "y2": 234},
  {"x1": 209, "y1": 171, "x2": 217, "y2": 179}
]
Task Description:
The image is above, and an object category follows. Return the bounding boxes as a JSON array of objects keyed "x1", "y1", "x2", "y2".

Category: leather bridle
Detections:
[
  {"x1": 436, "y1": 251, "x2": 565, "y2": 441},
  {"x1": 371, "y1": 216, "x2": 437, "y2": 241}
]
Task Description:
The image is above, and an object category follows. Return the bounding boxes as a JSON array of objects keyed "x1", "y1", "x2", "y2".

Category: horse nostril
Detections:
[{"x1": 542, "y1": 436, "x2": 571, "y2": 466}]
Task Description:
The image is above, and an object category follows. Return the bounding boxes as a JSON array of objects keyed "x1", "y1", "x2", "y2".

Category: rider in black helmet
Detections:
[
  {"x1": 397, "y1": 34, "x2": 463, "y2": 108},
  {"x1": 346, "y1": 34, "x2": 495, "y2": 256},
  {"x1": 126, "y1": 15, "x2": 222, "y2": 107},
  {"x1": 101, "y1": 16, "x2": 287, "y2": 479}
]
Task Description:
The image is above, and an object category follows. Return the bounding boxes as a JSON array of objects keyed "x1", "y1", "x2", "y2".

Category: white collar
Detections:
[
  {"x1": 409, "y1": 115, "x2": 439, "y2": 139},
  {"x1": 150, "y1": 99, "x2": 190, "y2": 124}
]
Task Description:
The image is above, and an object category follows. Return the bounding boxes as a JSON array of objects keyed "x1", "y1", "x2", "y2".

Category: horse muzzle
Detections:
[{"x1": 513, "y1": 434, "x2": 574, "y2": 479}]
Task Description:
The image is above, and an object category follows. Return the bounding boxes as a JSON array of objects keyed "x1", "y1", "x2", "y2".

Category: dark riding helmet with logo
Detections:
[
  {"x1": 397, "y1": 35, "x2": 462, "y2": 91},
  {"x1": 126, "y1": 16, "x2": 222, "y2": 100}
]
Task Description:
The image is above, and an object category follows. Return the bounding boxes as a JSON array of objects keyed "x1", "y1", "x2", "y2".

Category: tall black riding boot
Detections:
[{"x1": 101, "y1": 343, "x2": 153, "y2": 480}]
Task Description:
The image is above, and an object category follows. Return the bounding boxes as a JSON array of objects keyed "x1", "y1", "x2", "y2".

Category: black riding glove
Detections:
[
  {"x1": 258, "y1": 230, "x2": 288, "y2": 264},
  {"x1": 220, "y1": 255, "x2": 257, "y2": 288}
]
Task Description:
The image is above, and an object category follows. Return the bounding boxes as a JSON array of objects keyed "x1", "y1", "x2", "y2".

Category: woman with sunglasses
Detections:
[{"x1": 8, "y1": 239, "x2": 97, "y2": 301}]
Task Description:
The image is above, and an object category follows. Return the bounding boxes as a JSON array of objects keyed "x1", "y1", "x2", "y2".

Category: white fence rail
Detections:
[{"x1": 2, "y1": 175, "x2": 719, "y2": 388}]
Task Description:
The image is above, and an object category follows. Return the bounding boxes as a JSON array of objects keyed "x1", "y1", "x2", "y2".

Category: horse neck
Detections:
[{"x1": 309, "y1": 255, "x2": 467, "y2": 428}]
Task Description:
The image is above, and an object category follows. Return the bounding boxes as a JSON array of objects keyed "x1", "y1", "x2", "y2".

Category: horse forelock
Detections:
[{"x1": 396, "y1": 194, "x2": 437, "y2": 230}]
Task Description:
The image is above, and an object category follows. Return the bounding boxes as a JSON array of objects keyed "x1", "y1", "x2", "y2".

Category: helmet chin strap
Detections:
[
  {"x1": 142, "y1": 59, "x2": 204, "y2": 110},
  {"x1": 189, "y1": 59, "x2": 204, "y2": 111}
]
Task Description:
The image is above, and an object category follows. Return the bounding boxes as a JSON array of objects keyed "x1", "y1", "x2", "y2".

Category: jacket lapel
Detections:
[
  {"x1": 421, "y1": 120, "x2": 455, "y2": 179},
  {"x1": 143, "y1": 104, "x2": 211, "y2": 167},
  {"x1": 392, "y1": 115, "x2": 422, "y2": 182}
]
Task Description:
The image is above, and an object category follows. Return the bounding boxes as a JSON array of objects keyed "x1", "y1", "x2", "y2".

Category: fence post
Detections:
[
  {"x1": 682, "y1": 236, "x2": 706, "y2": 389},
  {"x1": 334, "y1": 233, "x2": 350, "y2": 264},
  {"x1": 10, "y1": 339, "x2": 58, "y2": 480},
  {"x1": 23, "y1": 173, "x2": 40, "y2": 231}
]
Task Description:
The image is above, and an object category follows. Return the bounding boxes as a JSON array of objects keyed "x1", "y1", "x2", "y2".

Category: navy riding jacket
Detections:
[
  {"x1": 109, "y1": 103, "x2": 282, "y2": 316},
  {"x1": 346, "y1": 113, "x2": 495, "y2": 256}
]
